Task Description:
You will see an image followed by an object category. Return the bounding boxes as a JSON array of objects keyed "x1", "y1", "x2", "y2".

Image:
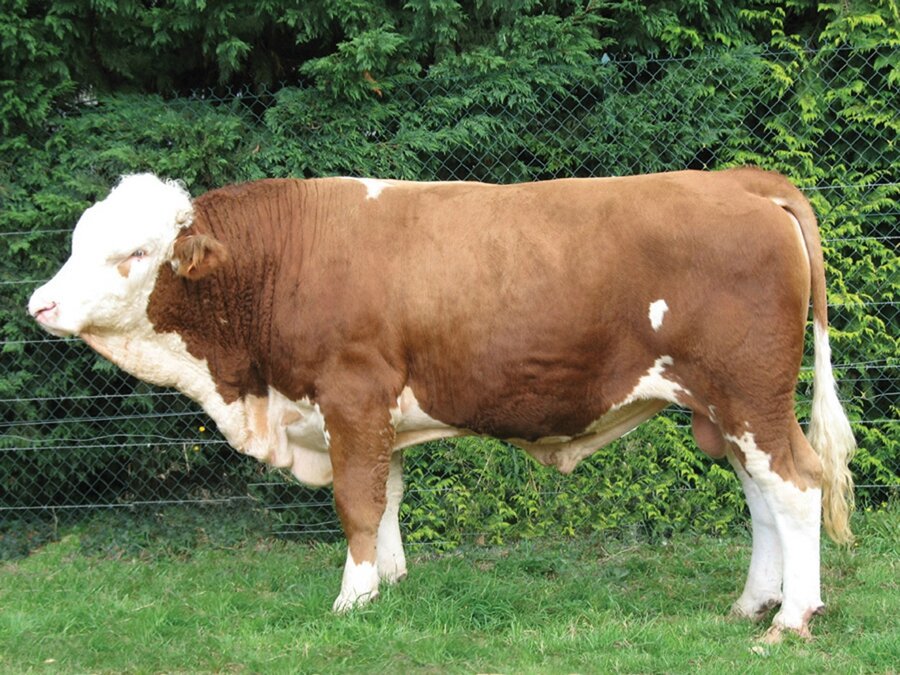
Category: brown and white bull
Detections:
[{"x1": 29, "y1": 168, "x2": 855, "y2": 640}]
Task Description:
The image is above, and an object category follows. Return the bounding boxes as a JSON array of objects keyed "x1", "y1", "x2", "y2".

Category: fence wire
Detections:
[{"x1": 1, "y1": 46, "x2": 897, "y2": 550}]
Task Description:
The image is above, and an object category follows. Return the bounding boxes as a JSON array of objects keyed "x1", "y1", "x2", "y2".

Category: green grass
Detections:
[{"x1": 0, "y1": 506, "x2": 897, "y2": 674}]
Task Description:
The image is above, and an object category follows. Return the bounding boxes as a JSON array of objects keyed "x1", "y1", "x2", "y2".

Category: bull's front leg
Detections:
[{"x1": 326, "y1": 405, "x2": 398, "y2": 612}]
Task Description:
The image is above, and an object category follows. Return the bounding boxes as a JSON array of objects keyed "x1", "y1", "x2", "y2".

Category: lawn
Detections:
[{"x1": 0, "y1": 506, "x2": 897, "y2": 674}]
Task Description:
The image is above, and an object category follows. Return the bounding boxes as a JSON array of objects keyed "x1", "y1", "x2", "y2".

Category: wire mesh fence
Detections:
[{"x1": 1, "y1": 45, "x2": 897, "y2": 552}]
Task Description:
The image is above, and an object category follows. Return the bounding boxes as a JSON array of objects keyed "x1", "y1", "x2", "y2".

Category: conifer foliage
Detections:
[{"x1": 1, "y1": 1, "x2": 897, "y2": 543}]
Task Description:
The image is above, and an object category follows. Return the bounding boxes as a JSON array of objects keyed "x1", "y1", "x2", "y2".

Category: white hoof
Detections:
[
  {"x1": 763, "y1": 603, "x2": 824, "y2": 641},
  {"x1": 333, "y1": 551, "x2": 380, "y2": 613},
  {"x1": 377, "y1": 552, "x2": 408, "y2": 585},
  {"x1": 332, "y1": 587, "x2": 379, "y2": 613},
  {"x1": 731, "y1": 592, "x2": 782, "y2": 622}
]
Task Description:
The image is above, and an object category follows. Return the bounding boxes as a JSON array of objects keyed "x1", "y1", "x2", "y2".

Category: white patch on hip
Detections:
[
  {"x1": 648, "y1": 299, "x2": 668, "y2": 331},
  {"x1": 333, "y1": 551, "x2": 380, "y2": 612}
]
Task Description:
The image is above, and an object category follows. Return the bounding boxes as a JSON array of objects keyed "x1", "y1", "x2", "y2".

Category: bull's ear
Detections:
[{"x1": 172, "y1": 234, "x2": 228, "y2": 280}]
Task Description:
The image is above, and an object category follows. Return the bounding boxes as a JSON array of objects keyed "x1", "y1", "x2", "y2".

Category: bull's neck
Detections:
[
  {"x1": 80, "y1": 328, "x2": 225, "y2": 405},
  {"x1": 79, "y1": 328, "x2": 252, "y2": 450}
]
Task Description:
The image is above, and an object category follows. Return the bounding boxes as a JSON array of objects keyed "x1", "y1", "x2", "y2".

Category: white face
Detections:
[{"x1": 28, "y1": 174, "x2": 193, "y2": 337}]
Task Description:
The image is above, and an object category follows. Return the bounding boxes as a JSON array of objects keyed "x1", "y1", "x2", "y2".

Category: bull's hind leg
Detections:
[
  {"x1": 726, "y1": 447, "x2": 784, "y2": 620},
  {"x1": 692, "y1": 412, "x2": 783, "y2": 619},
  {"x1": 727, "y1": 419, "x2": 825, "y2": 641}
]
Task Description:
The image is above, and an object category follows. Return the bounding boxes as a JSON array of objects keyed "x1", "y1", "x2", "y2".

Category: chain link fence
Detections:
[{"x1": 1, "y1": 46, "x2": 897, "y2": 553}]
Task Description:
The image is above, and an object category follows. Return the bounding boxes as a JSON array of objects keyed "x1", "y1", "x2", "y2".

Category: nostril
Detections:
[{"x1": 32, "y1": 301, "x2": 57, "y2": 319}]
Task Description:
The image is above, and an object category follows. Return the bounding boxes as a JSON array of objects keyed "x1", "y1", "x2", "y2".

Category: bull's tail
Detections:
[
  {"x1": 808, "y1": 319, "x2": 857, "y2": 544},
  {"x1": 759, "y1": 171, "x2": 857, "y2": 545}
]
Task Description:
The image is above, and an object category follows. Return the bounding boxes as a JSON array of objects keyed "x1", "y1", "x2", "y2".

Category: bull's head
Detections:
[{"x1": 28, "y1": 174, "x2": 227, "y2": 337}]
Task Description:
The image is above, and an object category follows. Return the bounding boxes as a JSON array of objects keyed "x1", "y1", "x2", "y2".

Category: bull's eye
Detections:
[{"x1": 132, "y1": 249, "x2": 146, "y2": 259}]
